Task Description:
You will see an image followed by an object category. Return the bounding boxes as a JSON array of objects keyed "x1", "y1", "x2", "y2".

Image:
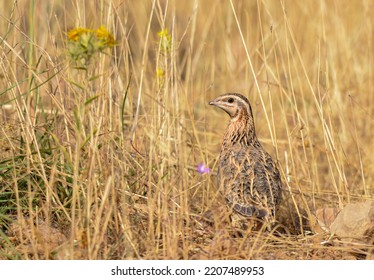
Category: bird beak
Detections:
[{"x1": 209, "y1": 99, "x2": 216, "y2": 106}]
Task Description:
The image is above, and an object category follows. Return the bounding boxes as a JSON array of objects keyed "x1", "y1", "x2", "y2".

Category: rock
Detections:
[
  {"x1": 7, "y1": 218, "x2": 67, "y2": 257},
  {"x1": 311, "y1": 207, "x2": 340, "y2": 233},
  {"x1": 330, "y1": 201, "x2": 374, "y2": 244}
]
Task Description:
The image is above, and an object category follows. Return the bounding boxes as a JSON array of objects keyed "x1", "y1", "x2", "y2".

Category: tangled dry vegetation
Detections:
[{"x1": 0, "y1": 0, "x2": 373, "y2": 259}]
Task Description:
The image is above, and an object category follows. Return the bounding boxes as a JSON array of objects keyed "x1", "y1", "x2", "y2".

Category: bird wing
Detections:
[{"x1": 218, "y1": 143, "x2": 282, "y2": 218}]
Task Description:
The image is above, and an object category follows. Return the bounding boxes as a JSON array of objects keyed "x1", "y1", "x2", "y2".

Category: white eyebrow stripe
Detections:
[{"x1": 222, "y1": 94, "x2": 252, "y2": 118}]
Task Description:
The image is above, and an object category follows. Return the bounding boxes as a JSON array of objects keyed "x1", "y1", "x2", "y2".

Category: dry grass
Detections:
[{"x1": 0, "y1": 0, "x2": 373, "y2": 259}]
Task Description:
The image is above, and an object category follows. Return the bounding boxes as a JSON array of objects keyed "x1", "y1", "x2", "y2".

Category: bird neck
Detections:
[{"x1": 222, "y1": 109, "x2": 256, "y2": 147}]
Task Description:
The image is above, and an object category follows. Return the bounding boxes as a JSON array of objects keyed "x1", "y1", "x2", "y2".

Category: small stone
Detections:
[
  {"x1": 7, "y1": 218, "x2": 67, "y2": 257},
  {"x1": 312, "y1": 207, "x2": 340, "y2": 233},
  {"x1": 330, "y1": 201, "x2": 374, "y2": 244}
]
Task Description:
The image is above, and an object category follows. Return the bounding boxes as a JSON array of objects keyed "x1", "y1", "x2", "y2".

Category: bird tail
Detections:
[{"x1": 227, "y1": 199, "x2": 269, "y2": 218}]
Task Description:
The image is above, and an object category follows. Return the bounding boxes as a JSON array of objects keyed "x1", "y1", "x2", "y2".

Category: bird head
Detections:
[{"x1": 209, "y1": 93, "x2": 253, "y2": 121}]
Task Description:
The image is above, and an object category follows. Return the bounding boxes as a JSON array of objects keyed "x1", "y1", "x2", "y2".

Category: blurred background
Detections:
[{"x1": 0, "y1": 0, "x2": 373, "y2": 259}]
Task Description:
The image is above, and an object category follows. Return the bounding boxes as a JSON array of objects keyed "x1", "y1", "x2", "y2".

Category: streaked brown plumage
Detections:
[{"x1": 209, "y1": 93, "x2": 282, "y2": 222}]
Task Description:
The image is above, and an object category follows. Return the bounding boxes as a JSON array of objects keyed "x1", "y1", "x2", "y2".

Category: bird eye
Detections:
[{"x1": 228, "y1": 98, "x2": 234, "y2": 103}]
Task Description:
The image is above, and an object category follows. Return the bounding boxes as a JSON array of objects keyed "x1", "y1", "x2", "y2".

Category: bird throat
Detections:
[{"x1": 223, "y1": 108, "x2": 255, "y2": 147}]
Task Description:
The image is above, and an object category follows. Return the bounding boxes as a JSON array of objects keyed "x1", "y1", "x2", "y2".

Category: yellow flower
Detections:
[
  {"x1": 156, "y1": 67, "x2": 165, "y2": 77},
  {"x1": 67, "y1": 27, "x2": 93, "y2": 41},
  {"x1": 96, "y1": 25, "x2": 117, "y2": 47},
  {"x1": 157, "y1": 29, "x2": 170, "y2": 39},
  {"x1": 157, "y1": 28, "x2": 172, "y2": 52},
  {"x1": 67, "y1": 25, "x2": 117, "y2": 66}
]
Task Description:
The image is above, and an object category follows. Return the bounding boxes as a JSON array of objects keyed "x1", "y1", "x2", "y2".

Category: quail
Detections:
[{"x1": 209, "y1": 93, "x2": 282, "y2": 224}]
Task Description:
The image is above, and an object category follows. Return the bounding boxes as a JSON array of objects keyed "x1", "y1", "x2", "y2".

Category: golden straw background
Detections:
[{"x1": 0, "y1": 0, "x2": 373, "y2": 259}]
